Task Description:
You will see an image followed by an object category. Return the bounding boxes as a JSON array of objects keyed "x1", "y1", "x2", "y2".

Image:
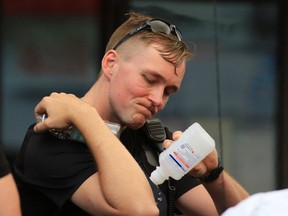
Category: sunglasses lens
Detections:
[
  {"x1": 149, "y1": 19, "x2": 182, "y2": 41},
  {"x1": 149, "y1": 20, "x2": 171, "y2": 35}
]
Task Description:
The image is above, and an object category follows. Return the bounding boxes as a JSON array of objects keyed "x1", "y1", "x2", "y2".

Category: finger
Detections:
[
  {"x1": 34, "y1": 122, "x2": 46, "y2": 133},
  {"x1": 172, "y1": 131, "x2": 182, "y2": 140},
  {"x1": 190, "y1": 163, "x2": 208, "y2": 178},
  {"x1": 202, "y1": 150, "x2": 218, "y2": 169},
  {"x1": 162, "y1": 139, "x2": 172, "y2": 149},
  {"x1": 193, "y1": 163, "x2": 203, "y2": 172},
  {"x1": 162, "y1": 131, "x2": 182, "y2": 149},
  {"x1": 34, "y1": 97, "x2": 49, "y2": 117}
]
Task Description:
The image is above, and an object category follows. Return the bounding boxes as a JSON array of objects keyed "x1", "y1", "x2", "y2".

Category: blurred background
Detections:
[{"x1": 1, "y1": 0, "x2": 288, "y2": 195}]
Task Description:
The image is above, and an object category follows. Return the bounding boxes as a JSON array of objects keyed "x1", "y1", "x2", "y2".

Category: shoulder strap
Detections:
[
  {"x1": 141, "y1": 119, "x2": 177, "y2": 216},
  {"x1": 121, "y1": 119, "x2": 178, "y2": 216}
]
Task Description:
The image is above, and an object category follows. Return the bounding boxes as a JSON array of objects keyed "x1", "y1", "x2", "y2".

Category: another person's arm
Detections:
[
  {"x1": 0, "y1": 174, "x2": 22, "y2": 216},
  {"x1": 34, "y1": 92, "x2": 158, "y2": 216},
  {"x1": 0, "y1": 146, "x2": 22, "y2": 216}
]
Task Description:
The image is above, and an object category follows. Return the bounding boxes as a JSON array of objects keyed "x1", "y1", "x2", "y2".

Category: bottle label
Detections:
[{"x1": 169, "y1": 142, "x2": 202, "y2": 173}]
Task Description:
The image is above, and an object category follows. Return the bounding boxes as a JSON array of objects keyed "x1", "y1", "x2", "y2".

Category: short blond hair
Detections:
[{"x1": 105, "y1": 12, "x2": 193, "y2": 68}]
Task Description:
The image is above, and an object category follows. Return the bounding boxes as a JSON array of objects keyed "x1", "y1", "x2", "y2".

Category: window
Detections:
[{"x1": 132, "y1": 0, "x2": 279, "y2": 193}]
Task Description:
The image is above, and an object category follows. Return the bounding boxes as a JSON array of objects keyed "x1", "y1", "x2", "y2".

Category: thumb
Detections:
[{"x1": 34, "y1": 122, "x2": 47, "y2": 133}]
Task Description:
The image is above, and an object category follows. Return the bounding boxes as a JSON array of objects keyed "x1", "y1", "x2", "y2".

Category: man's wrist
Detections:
[{"x1": 199, "y1": 157, "x2": 224, "y2": 183}]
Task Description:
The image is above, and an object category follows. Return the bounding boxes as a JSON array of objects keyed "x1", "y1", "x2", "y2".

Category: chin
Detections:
[
  {"x1": 128, "y1": 121, "x2": 146, "y2": 129},
  {"x1": 122, "y1": 113, "x2": 149, "y2": 129},
  {"x1": 127, "y1": 118, "x2": 146, "y2": 129}
]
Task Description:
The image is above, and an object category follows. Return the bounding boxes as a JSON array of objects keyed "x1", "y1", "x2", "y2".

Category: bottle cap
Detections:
[{"x1": 150, "y1": 166, "x2": 166, "y2": 185}]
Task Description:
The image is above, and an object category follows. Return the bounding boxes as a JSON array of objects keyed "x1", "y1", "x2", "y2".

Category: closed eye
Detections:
[
  {"x1": 143, "y1": 75, "x2": 156, "y2": 85},
  {"x1": 142, "y1": 72, "x2": 179, "y2": 96}
]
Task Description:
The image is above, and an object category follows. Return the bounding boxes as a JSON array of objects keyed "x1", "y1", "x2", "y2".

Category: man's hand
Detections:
[
  {"x1": 34, "y1": 92, "x2": 93, "y2": 133},
  {"x1": 162, "y1": 130, "x2": 218, "y2": 178}
]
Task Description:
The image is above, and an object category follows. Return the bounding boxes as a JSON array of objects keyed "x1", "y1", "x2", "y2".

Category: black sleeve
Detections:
[
  {"x1": 0, "y1": 144, "x2": 10, "y2": 177},
  {"x1": 174, "y1": 175, "x2": 201, "y2": 200},
  {"x1": 14, "y1": 124, "x2": 97, "y2": 207}
]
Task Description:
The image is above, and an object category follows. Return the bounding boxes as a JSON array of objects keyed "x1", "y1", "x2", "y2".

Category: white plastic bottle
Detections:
[{"x1": 150, "y1": 122, "x2": 215, "y2": 185}]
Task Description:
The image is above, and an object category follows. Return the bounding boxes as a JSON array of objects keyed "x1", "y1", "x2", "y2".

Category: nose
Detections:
[{"x1": 148, "y1": 88, "x2": 166, "y2": 110}]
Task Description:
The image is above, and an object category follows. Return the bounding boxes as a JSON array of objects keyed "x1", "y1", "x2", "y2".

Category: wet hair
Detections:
[{"x1": 105, "y1": 12, "x2": 193, "y2": 69}]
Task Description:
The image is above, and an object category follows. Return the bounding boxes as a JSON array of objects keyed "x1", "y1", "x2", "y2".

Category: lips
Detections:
[
  {"x1": 148, "y1": 105, "x2": 158, "y2": 116},
  {"x1": 135, "y1": 103, "x2": 153, "y2": 119}
]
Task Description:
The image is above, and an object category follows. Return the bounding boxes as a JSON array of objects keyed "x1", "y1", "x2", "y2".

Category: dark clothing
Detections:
[
  {"x1": 13, "y1": 123, "x2": 200, "y2": 216},
  {"x1": 0, "y1": 144, "x2": 10, "y2": 177}
]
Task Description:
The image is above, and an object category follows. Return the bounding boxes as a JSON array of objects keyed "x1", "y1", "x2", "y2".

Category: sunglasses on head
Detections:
[{"x1": 112, "y1": 18, "x2": 182, "y2": 50}]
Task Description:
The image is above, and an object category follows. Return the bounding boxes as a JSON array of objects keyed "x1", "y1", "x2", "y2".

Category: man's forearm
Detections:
[{"x1": 203, "y1": 171, "x2": 249, "y2": 214}]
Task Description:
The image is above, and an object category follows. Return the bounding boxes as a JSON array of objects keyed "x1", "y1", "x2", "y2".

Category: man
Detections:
[
  {"x1": 13, "y1": 12, "x2": 249, "y2": 216},
  {"x1": 0, "y1": 145, "x2": 21, "y2": 216}
]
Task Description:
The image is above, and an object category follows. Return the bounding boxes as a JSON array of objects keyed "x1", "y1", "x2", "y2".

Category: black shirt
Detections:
[
  {"x1": 13, "y1": 123, "x2": 200, "y2": 216},
  {"x1": 0, "y1": 144, "x2": 10, "y2": 178}
]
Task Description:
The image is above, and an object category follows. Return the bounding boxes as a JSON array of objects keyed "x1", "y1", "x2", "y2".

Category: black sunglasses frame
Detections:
[{"x1": 112, "y1": 19, "x2": 182, "y2": 50}]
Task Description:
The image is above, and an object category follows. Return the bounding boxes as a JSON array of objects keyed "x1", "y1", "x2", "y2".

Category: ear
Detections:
[{"x1": 101, "y1": 50, "x2": 118, "y2": 79}]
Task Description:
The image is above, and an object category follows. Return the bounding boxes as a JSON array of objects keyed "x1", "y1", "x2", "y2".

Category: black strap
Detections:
[
  {"x1": 142, "y1": 119, "x2": 177, "y2": 216},
  {"x1": 163, "y1": 127, "x2": 176, "y2": 216},
  {"x1": 199, "y1": 157, "x2": 224, "y2": 183}
]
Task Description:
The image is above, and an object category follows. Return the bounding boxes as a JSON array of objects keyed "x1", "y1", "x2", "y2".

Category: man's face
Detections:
[{"x1": 108, "y1": 44, "x2": 186, "y2": 129}]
